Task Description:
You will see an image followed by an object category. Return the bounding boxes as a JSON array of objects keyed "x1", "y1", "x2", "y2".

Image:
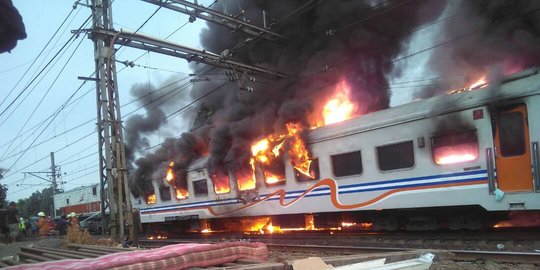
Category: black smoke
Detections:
[
  {"x1": 414, "y1": 0, "x2": 540, "y2": 99},
  {"x1": 124, "y1": 82, "x2": 167, "y2": 170},
  {"x1": 129, "y1": 0, "x2": 449, "y2": 197}
]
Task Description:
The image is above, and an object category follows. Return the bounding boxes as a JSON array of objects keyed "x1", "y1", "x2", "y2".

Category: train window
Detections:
[
  {"x1": 377, "y1": 141, "x2": 414, "y2": 171},
  {"x1": 262, "y1": 160, "x2": 286, "y2": 186},
  {"x1": 210, "y1": 170, "x2": 231, "y2": 194},
  {"x1": 431, "y1": 131, "x2": 479, "y2": 165},
  {"x1": 147, "y1": 194, "x2": 156, "y2": 204},
  {"x1": 234, "y1": 167, "x2": 256, "y2": 191},
  {"x1": 193, "y1": 179, "x2": 209, "y2": 196},
  {"x1": 498, "y1": 112, "x2": 525, "y2": 157},
  {"x1": 331, "y1": 151, "x2": 363, "y2": 177},
  {"x1": 159, "y1": 186, "x2": 171, "y2": 201},
  {"x1": 295, "y1": 159, "x2": 320, "y2": 182}
]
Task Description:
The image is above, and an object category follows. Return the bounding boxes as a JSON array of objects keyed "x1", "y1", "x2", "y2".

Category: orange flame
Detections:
[
  {"x1": 146, "y1": 194, "x2": 156, "y2": 204},
  {"x1": 236, "y1": 167, "x2": 256, "y2": 191},
  {"x1": 286, "y1": 123, "x2": 313, "y2": 178},
  {"x1": 243, "y1": 122, "x2": 315, "y2": 188},
  {"x1": 469, "y1": 76, "x2": 487, "y2": 89},
  {"x1": 448, "y1": 76, "x2": 489, "y2": 94},
  {"x1": 165, "y1": 164, "x2": 174, "y2": 182},
  {"x1": 251, "y1": 138, "x2": 271, "y2": 164},
  {"x1": 211, "y1": 172, "x2": 231, "y2": 194},
  {"x1": 220, "y1": 80, "x2": 359, "y2": 192},
  {"x1": 264, "y1": 173, "x2": 282, "y2": 184},
  {"x1": 433, "y1": 143, "x2": 478, "y2": 165},
  {"x1": 175, "y1": 189, "x2": 189, "y2": 199},
  {"x1": 322, "y1": 80, "x2": 356, "y2": 125},
  {"x1": 493, "y1": 212, "x2": 540, "y2": 228}
]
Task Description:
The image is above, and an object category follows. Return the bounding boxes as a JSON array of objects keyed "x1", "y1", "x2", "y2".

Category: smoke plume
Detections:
[
  {"x1": 414, "y1": 0, "x2": 540, "y2": 99},
  {"x1": 128, "y1": 0, "x2": 455, "y2": 197}
]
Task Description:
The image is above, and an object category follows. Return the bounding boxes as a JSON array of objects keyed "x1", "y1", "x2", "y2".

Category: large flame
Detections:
[
  {"x1": 241, "y1": 122, "x2": 315, "y2": 188},
  {"x1": 195, "y1": 214, "x2": 377, "y2": 234},
  {"x1": 163, "y1": 161, "x2": 190, "y2": 199},
  {"x1": 286, "y1": 123, "x2": 313, "y2": 178},
  {"x1": 322, "y1": 80, "x2": 356, "y2": 125}
]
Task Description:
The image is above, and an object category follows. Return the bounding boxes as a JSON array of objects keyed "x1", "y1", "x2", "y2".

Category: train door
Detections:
[{"x1": 493, "y1": 104, "x2": 534, "y2": 192}]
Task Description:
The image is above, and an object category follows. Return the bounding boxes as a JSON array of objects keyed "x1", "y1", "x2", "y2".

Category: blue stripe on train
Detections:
[{"x1": 140, "y1": 170, "x2": 487, "y2": 213}]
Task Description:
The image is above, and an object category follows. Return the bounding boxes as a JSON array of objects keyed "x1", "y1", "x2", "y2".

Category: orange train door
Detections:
[{"x1": 494, "y1": 104, "x2": 534, "y2": 192}]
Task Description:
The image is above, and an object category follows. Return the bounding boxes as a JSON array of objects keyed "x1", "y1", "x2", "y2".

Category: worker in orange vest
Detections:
[{"x1": 37, "y1": 212, "x2": 49, "y2": 238}]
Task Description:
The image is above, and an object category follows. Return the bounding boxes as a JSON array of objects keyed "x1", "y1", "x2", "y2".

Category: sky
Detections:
[
  {"x1": 0, "y1": 0, "x2": 215, "y2": 201},
  {"x1": 0, "y1": 0, "x2": 444, "y2": 202}
]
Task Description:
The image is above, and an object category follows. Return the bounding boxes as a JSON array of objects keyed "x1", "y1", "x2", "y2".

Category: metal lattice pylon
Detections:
[{"x1": 90, "y1": 0, "x2": 135, "y2": 242}]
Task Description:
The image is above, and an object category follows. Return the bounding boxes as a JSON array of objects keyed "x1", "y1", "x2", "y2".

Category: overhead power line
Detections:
[
  {"x1": 0, "y1": 6, "x2": 78, "y2": 111},
  {"x1": 0, "y1": 15, "x2": 92, "y2": 120},
  {"x1": 1, "y1": 33, "x2": 87, "y2": 162}
]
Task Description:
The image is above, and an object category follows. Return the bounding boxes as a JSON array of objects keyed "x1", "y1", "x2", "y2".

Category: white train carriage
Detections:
[{"x1": 134, "y1": 68, "x2": 540, "y2": 231}]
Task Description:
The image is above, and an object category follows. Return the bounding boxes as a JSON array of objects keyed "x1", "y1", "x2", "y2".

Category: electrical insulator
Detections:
[
  {"x1": 189, "y1": 15, "x2": 196, "y2": 23},
  {"x1": 220, "y1": 49, "x2": 232, "y2": 60}
]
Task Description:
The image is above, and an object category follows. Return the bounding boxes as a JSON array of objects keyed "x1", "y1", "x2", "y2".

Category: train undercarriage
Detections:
[{"x1": 140, "y1": 206, "x2": 539, "y2": 238}]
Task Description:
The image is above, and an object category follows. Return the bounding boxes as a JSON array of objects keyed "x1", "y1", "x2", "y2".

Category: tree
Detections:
[
  {"x1": 40, "y1": 187, "x2": 54, "y2": 216},
  {"x1": 0, "y1": 168, "x2": 6, "y2": 208},
  {"x1": 17, "y1": 198, "x2": 27, "y2": 218},
  {"x1": 4, "y1": 186, "x2": 54, "y2": 217},
  {"x1": 0, "y1": 184, "x2": 7, "y2": 209},
  {"x1": 25, "y1": 191, "x2": 42, "y2": 217}
]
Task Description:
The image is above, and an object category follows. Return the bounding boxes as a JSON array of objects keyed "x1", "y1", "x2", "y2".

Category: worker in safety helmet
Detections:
[
  {"x1": 18, "y1": 217, "x2": 26, "y2": 238},
  {"x1": 37, "y1": 212, "x2": 49, "y2": 238},
  {"x1": 68, "y1": 212, "x2": 79, "y2": 228}
]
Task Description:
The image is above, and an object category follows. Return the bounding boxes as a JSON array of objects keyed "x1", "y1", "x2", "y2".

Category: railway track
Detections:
[
  {"x1": 139, "y1": 231, "x2": 540, "y2": 252},
  {"x1": 138, "y1": 231, "x2": 540, "y2": 267},
  {"x1": 139, "y1": 239, "x2": 540, "y2": 265}
]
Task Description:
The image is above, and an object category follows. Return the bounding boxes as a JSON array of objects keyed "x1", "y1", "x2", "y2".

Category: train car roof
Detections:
[{"x1": 310, "y1": 68, "x2": 540, "y2": 142}]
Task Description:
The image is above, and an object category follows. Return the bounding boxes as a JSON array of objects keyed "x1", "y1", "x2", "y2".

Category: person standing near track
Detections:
[
  {"x1": 6, "y1": 202, "x2": 19, "y2": 243},
  {"x1": 37, "y1": 212, "x2": 49, "y2": 238}
]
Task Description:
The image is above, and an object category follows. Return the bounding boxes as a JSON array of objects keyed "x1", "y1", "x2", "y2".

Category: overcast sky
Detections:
[{"x1": 0, "y1": 0, "x2": 214, "y2": 202}]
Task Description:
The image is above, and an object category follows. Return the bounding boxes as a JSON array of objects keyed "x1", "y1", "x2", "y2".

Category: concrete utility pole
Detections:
[
  {"x1": 89, "y1": 0, "x2": 135, "y2": 242},
  {"x1": 21, "y1": 152, "x2": 62, "y2": 217},
  {"x1": 50, "y1": 152, "x2": 57, "y2": 192},
  {"x1": 50, "y1": 152, "x2": 57, "y2": 217}
]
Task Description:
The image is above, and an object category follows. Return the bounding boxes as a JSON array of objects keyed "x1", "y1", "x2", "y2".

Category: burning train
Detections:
[{"x1": 132, "y1": 68, "x2": 540, "y2": 234}]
